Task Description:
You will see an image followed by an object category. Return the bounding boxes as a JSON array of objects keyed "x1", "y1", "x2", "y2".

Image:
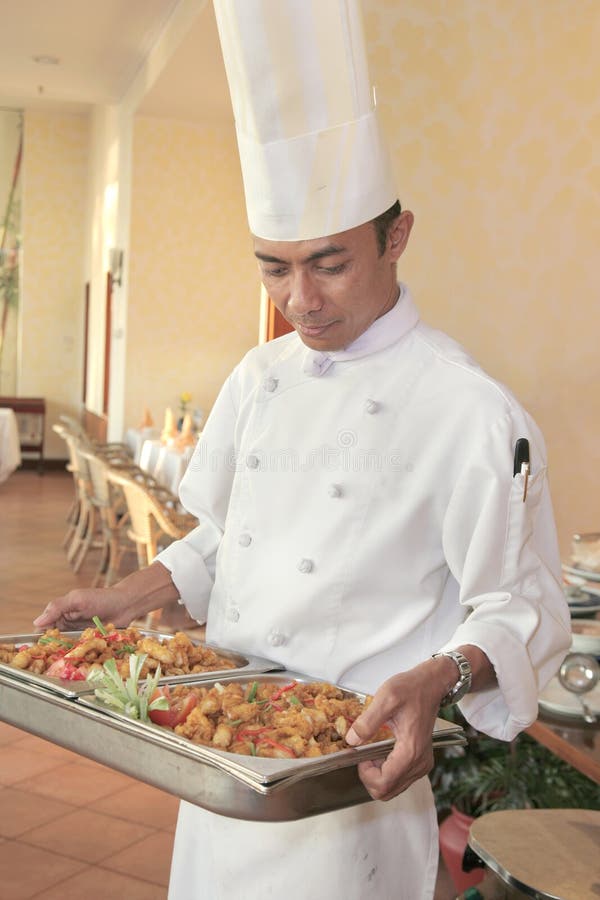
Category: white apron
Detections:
[{"x1": 168, "y1": 778, "x2": 438, "y2": 900}]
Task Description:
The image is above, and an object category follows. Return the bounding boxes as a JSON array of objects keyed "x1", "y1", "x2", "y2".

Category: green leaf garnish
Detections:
[
  {"x1": 289, "y1": 695, "x2": 301, "y2": 706},
  {"x1": 37, "y1": 636, "x2": 73, "y2": 647},
  {"x1": 86, "y1": 653, "x2": 168, "y2": 722},
  {"x1": 113, "y1": 643, "x2": 137, "y2": 655},
  {"x1": 247, "y1": 681, "x2": 258, "y2": 702},
  {"x1": 92, "y1": 615, "x2": 108, "y2": 636}
]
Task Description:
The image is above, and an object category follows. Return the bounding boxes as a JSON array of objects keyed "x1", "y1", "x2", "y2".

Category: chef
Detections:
[{"x1": 35, "y1": 1, "x2": 571, "y2": 897}]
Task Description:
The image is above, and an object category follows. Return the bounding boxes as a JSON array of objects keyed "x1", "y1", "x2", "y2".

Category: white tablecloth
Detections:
[
  {"x1": 124, "y1": 426, "x2": 160, "y2": 464},
  {"x1": 0, "y1": 408, "x2": 22, "y2": 483},
  {"x1": 138, "y1": 438, "x2": 196, "y2": 496}
]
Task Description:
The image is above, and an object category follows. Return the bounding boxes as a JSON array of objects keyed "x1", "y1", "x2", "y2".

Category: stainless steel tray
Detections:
[
  {"x1": 0, "y1": 670, "x2": 465, "y2": 821},
  {"x1": 0, "y1": 630, "x2": 282, "y2": 698},
  {"x1": 77, "y1": 672, "x2": 466, "y2": 787}
]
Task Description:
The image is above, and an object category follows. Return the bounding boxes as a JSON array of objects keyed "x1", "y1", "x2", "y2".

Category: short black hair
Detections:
[{"x1": 373, "y1": 199, "x2": 402, "y2": 256}]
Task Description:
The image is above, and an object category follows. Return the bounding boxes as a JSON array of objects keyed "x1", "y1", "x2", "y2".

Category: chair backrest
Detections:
[
  {"x1": 52, "y1": 423, "x2": 85, "y2": 480},
  {"x1": 59, "y1": 414, "x2": 88, "y2": 441},
  {"x1": 79, "y1": 447, "x2": 113, "y2": 508},
  {"x1": 107, "y1": 468, "x2": 197, "y2": 565}
]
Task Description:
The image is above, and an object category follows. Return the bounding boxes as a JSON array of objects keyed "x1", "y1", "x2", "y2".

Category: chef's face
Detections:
[{"x1": 253, "y1": 211, "x2": 414, "y2": 350}]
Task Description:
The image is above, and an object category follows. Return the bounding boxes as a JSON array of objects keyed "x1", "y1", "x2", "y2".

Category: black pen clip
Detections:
[{"x1": 513, "y1": 438, "x2": 530, "y2": 502}]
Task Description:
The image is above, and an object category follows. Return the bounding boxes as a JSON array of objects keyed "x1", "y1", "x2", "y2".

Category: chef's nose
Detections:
[{"x1": 287, "y1": 270, "x2": 323, "y2": 315}]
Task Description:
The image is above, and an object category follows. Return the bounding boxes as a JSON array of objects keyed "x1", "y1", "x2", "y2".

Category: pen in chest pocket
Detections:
[{"x1": 513, "y1": 438, "x2": 530, "y2": 502}]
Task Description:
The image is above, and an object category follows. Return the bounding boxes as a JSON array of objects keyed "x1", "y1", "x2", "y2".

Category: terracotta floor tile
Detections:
[
  {"x1": 104, "y1": 829, "x2": 175, "y2": 887},
  {"x1": 12, "y1": 734, "x2": 87, "y2": 765},
  {"x1": 22, "y1": 807, "x2": 155, "y2": 864},
  {"x1": 0, "y1": 787, "x2": 76, "y2": 839},
  {"x1": 0, "y1": 839, "x2": 86, "y2": 900},
  {"x1": 15, "y1": 760, "x2": 133, "y2": 805},
  {"x1": 33, "y1": 865, "x2": 168, "y2": 900},
  {"x1": 0, "y1": 721, "x2": 25, "y2": 745},
  {"x1": 0, "y1": 745, "x2": 64, "y2": 786},
  {"x1": 94, "y1": 781, "x2": 180, "y2": 830}
]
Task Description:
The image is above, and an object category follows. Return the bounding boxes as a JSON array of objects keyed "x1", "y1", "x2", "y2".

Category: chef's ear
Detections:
[{"x1": 389, "y1": 211, "x2": 414, "y2": 261}]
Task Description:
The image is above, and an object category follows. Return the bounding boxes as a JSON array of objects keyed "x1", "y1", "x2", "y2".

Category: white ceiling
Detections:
[{"x1": 0, "y1": 0, "x2": 232, "y2": 123}]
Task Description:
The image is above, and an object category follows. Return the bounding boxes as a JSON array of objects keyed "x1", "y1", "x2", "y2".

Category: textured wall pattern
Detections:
[
  {"x1": 20, "y1": 111, "x2": 89, "y2": 458},
  {"x1": 126, "y1": 116, "x2": 261, "y2": 433},
  {"x1": 364, "y1": 0, "x2": 600, "y2": 553}
]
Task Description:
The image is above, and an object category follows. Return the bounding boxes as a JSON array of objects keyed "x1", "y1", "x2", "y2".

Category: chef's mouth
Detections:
[{"x1": 294, "y1": 320, "x2": 337, "y2": 335}]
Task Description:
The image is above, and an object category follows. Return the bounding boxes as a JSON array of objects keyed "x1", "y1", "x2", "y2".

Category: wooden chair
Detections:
[
  {"x1": 78, "y1": 448, "x2": 140, "y2": 586},
  {"x1": 106, "y1": 468, "x2": 198, "y2": 626},
  {"x1": 52, "y1": 422, "x2": 81, "y2": 550},
  {"x1": 63, "y1": 436, "x2": 104, "y2": 574},
  {"x1": 58, "y1": 414, "x2": 133, "y2": 460},
  {"x1": 53, "y1": 421, "x2": 135, "y2": 554}
]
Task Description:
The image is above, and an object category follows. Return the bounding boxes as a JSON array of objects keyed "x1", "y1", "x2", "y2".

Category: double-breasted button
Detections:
[
  {"x1": 246, "y1": 454, "x2": 259, "y2": 469},
  {"x1": 365, "y1": 399, "x2": 380, "y2": 414},
  {"x1": 267, "y1": 629, "x2": 287, "y2": 647},
  {"x1": 328, "y1": 484, "x2": 343, "y2": 498},
  {"x1": 263, "y1": 376, "x2": 279, "y2": 393},
  {"x1": 297, "y1": 558, "x2": 314, "y2": 573},
  {"x1": 226, "y1": 606, "x2": 240, "y2": 623},
  {"x1": 238, "y1": 533, "x2": 252, "y2": 547}
]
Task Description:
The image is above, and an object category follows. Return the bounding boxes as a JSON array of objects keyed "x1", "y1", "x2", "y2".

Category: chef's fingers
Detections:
[
  {"x1": 357, "y1": 741, "x2": 434, "y2": 801},
  {"x1": 33, "y1": 588, "x2": 113, "y2": 631},
  {"x1": 346, "y1": 676, "x2": 404, "y2": 746}
]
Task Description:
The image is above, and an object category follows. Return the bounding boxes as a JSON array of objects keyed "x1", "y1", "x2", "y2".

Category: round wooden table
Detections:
[{"x1": 468, "y1": 808, "x2": 600, "y2": 899}]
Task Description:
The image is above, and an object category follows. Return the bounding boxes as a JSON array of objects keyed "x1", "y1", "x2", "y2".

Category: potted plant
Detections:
[{"x1": 431, "y1": 708, "x2": 600, "y2": 893}]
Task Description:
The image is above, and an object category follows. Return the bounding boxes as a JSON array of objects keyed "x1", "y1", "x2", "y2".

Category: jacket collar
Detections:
[{"x1": 302, "y1": 283, "x2": 419, "y2": 376}]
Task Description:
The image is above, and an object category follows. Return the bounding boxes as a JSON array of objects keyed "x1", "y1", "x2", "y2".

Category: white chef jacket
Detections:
[{"x1": 159, "y1": 285, "x2": 571, "y2": 900}]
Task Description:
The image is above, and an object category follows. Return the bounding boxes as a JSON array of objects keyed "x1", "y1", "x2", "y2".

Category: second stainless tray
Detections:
[{"x1": 0, "y1": 630, "x2": 282, "y2": 698}]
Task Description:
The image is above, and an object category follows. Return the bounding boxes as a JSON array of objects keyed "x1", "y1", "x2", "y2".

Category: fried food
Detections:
[
  {"x1": 1, "y1": 626, "x2": 237, "y2": 681},
  {"x1": 168, "y1": 679, "x2": 392, "y2": 759}
]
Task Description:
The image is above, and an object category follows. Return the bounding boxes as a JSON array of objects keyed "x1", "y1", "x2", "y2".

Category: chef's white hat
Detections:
[{"x1": 213, "y1": 0, "x2": 397, "y2": 241}]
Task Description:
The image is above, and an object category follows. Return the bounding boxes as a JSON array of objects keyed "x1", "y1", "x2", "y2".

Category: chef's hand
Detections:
[
  {"x1": 33, "y1": 562, "x2": 180, "y2": 632},
  {"x1": 345, "y1": 647, "x2": 495, "y2": 801},
  {"x1": 345, "y1": 660, "x2": 443, "y2": 801}
]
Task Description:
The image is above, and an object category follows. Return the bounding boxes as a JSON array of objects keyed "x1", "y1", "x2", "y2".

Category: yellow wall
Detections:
[
  {"x1": 20, "y1": 111, "x2": 89, "y2": 458},
  {"x1": 13, "y1": 1, "x2": 599, "y2": 559},
  {"x1": 125, "y1": 115, "x2": 259, "y2": 431},
  {"x1": 364, "y1": 0, "x2": 600, "y2": 555}
]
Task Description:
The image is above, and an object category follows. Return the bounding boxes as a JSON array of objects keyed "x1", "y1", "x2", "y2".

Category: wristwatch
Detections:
[{"x1": 432, "y1": 650, "x2": 472, "y2": 706}]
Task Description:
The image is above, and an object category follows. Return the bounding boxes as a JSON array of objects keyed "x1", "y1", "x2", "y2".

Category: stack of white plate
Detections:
[
  {"x1": 569, "y1": 618, "x2": 600, "y2": 656},
  {"x1": 562, "y1": 563, "x2": 600, "y2": 617}
]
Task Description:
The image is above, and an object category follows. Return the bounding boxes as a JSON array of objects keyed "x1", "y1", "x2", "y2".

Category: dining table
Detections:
[
  {"x1": 124, "y1": 426, "x2": 161, "y2": 464},
  {"x1": 0, "y1": 407, "x2": 21, "y2": 483},
  {"x1": 138, "y1": 437, "x2": 197, "y2": 496},
  {"x1": 527, "y1": 608, "x2": 600, "y2": 784}
]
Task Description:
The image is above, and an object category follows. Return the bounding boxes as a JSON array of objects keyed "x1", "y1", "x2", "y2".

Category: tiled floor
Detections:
[
  {"x1": 0, "y1": 469, "x2": 178, "y2": 899},
  {"x1": 0, "y1": 468, "x2": 484, "y2": 900}
]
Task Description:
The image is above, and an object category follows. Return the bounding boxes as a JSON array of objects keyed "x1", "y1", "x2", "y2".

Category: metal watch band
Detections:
[{"x1": 432, "y1": 649, "x2": 473, "y2": 707}]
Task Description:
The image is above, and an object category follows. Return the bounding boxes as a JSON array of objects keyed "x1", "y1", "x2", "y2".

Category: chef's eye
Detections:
[
  {"x1": 264, "y1": 267, "x2": 288, "y2": 278},
  {"x1": 318, "y1": 263, "x2": 346, "y2": 275}
]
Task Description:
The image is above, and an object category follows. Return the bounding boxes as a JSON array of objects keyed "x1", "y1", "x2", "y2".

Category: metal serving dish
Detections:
[
  {"x1": 0, "y1": 630, "x2": 282, "y2": 698},
  {"x1": 0, "y1": 670, "x2": 464, "y2": 821}
]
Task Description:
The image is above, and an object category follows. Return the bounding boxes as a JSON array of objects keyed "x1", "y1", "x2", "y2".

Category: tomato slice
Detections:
[
  {"x1": 148, "y1": 687, "x2": 197, "y2": 728},
  {"x1": 46, "y1": 658, "x2": 87, "y2": 681}
]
